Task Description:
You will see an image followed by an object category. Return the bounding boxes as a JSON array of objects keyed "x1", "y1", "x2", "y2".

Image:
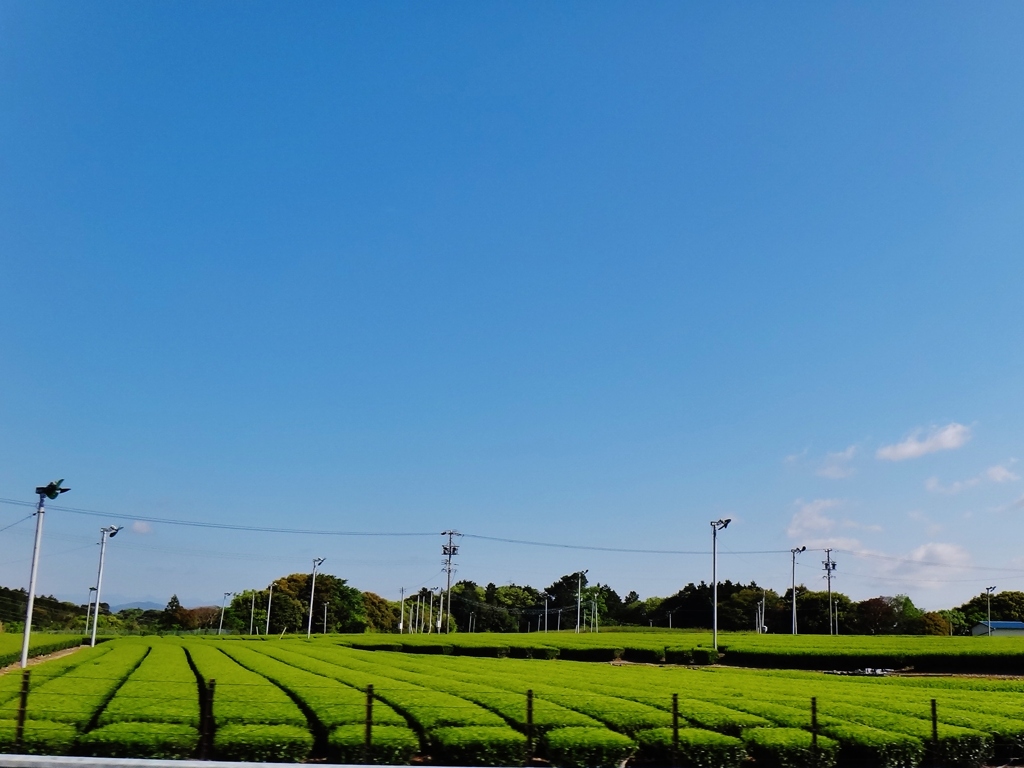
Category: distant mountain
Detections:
[{"x1": 110, "y1": 601, "x2": 164, "y2": 612}]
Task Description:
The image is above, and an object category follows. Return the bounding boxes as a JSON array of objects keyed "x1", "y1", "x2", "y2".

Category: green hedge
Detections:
[
  {"x1": 742, "y1": 727, "x2": 838, "y2": 768},
  {"x1": 691, "y1": 648, "x2": 718, "y2": 665},
  {"x1": 0, "y1": 718, "x2": 77, "y2": 756},
  {"x1": 544, "y1": 726, "x2": 635, "y2": 768},
  {"x1": 78, "y1": 722, "x2": 199, "y2": 759},
  {"x1": 400, "y1": 643, "x2": 454, "y2": 655},
  {"x1": 212, "y1": 723, "x2": 313, "y2": 762},
  {"x1": 327, "y1": 724, "x2": 420, "y2": 764},
  {"x1": 820, "y1": 724, "x2": 923, "y2": 768},
  {"x1": 453, "y1": 645, "x2": 510, "y2": 658},
  {"x1": 508, "y1": 645, "x2": 559, "y2": 660},
  {"x1": 559, "y1": 647, "x2": 624, "y2": 662},
  {"x1": 665, "y1": 647, "x2": 695, "y2": 664},
  {"x1": 354, "y1": 642, "x2": 403, "y2": 653},
  {"x1": 430, "y1": 726, "x2": 527, "y2": 766},
  {"x1": 635, "y1": 727, "x2": 745, "y2": 768},
  {"x1": 622, "y1": 646, "x2": 665, "y2": 664},
  {"x1": 0, "y1": 637, "x2": 83, "y2": 669}
]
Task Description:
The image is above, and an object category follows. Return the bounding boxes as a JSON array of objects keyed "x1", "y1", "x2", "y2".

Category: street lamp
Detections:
[
  {"x1": 791, "y1": 546, "x2": 806, "y2": 634},
  {"x1": 307, "y1": 557, "x2": 325, "y2": 639},
  {"x1": 85, "y1": 586, "x2": 98, "y2": 636},
  {"x1": 20, "y1": 480, "x2": 70, "y2": 668},
  {"x1": 218, "y1": 592, "x2": 233, "y2": 635},
  {"x1": 986, "y1": 586, "x2": 997, "y2": 637},
  {"x1": 90, "y1": 526, "x2": 122, "y2": 647},
  {"x1": 265, "y1": 582, "x2": 275, "y2": 636},
  {"x1": 711, "y1": 518, "x2": 731, "y2": 651},
  {"x1": 576, "y1": 570, "x2": 589, "y2": 633}
]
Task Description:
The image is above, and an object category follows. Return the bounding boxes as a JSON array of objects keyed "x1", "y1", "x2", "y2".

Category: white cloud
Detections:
[
  {"x1": 787, "y1": 498, "x2": 841, "y2": 538},
  {"x1": 986, "y1": 462, "x2": 1019, "y2": 483},
  {"x1": 924, "y1": 476, "x2": 978, "y2": 495},
  {"x1": 131, "y1": 521, "x2": 153, "y2": 534},
  {"x1": 784, "y1": 448, "x2": 808, "y2": 465},
  {"x1": 876, "y1": 423, "x2": 971, "y2": 461},
  {"x1": 890, "y1": 542, "x2": 971, "y2": 587},
  {"x1": 925, "y1": 460, "x2": 1018, "y2": 495},
  {"x1": 817, "y1": 445, "x2": 857, "y2": 479},
  {"x1": 907, "y1": 509, "x2": 944, "y2": 536}
]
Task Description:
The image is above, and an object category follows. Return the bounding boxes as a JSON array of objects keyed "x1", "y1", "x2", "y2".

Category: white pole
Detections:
[
  {"x1": 323, "y1": 601, "x2": 328, "y2": 634},
  {"x1": 90, "y1": 529, "x2": 111, "y2": 648},
  {"x1": 399, "y1": 587, "x2": 405, "y2": 634},
  {"x1": 307, "y1": 558, "x2": 324, "y2": 640},
  {"x1": 437, "y1": 590, "x2": 443, "y2": 632},
  {"x1": 249, "y1": 592, "x2": 256, "y2": 636},
  {"x1": 85, "y1": 587, "x2": 96, "y2": 637},
  {"x1": 792, "y1": 551, "x2": 797, "y2": 634},
  {"x1": 266, "y1": 583, "x2": 274, "y2": 635},
  {"x1": 218, "y1": 592, "x2": 230, "y2": 635},
  {"x1": 545, "y1": 598, "x2": 548, "y2": 632},
  {"x1": 20, "y1": 494, "x2": 47, "y2": 668},
  {"x1": 712, "y1": 523, "x2": 718, "y2": 650}
]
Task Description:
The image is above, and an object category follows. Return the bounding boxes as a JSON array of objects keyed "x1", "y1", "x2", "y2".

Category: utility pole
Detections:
[
  {"x1": 441, "y1": 531, "x2": 461, "y2": 633},
  {"x1": 790, "y1": 546, "x2": 806, "y2": 634},
  {"x1": 399, "y1": 587, "x2": 405, "y2": 634},
  {"x1": 249, "y1": 591, "x2": 256, "y2": 635},
  {"x1": 710, "y1": 518, "x2": 730, "y2": 650},
  {"x1": 265, "y1": 583, "x2": 274, "y2": 635},
  {"x1": 576, "y1": 570, "x2": 588, "y2": 633},
  {"x1": 90, "y1": 526, "x2": 122, "y2": 647},
  {"x1": 307, "y1": 557, "x2": 325, "y2": 640},
  {"x1": 823, "y1": 549, "x2": 837, "y2": 635},
  {"x1": 22, "y1": 481, "x2": 70, "y2": 668}
]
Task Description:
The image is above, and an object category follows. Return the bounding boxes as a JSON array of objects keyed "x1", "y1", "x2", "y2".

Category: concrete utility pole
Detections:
[
  {"x1": 91, "y1": 525, "x2": 122, "y2": 647},
  {"x1": 265, "y1": 582, "x2": 275, "y2": 635},
  {"x1": 307, "y1": 557, "x2": 325, "y2": 639},
  {"x1": 791, "y1": 546, "x2": 806, "y2": 634},
  {"x1": 986, "y1": 586, "x2": 997, "y2": 637},
  {"x1": 710, "y1": 518, "x2": 730, "y2": 650},
  {"x1": 576, "y1": 570, "x2": 588, "y2": 633},
  {"x1": 22, "y1": 480, "x2": 70, "y2": 668},
  {"x1": 823, "y1": 549, "x2": 837, "y2": 635},
  {"x1": 441, "y1": 531, "x2": 461, "y2": 633},
  {"x1": 399, "y1": 587, "x2": 405, "y2": 634}
]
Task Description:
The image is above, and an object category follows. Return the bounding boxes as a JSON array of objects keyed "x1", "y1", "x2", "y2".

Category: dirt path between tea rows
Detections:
[{"x1": 0, "y1": 644, "x2": 82, "y2": 676}]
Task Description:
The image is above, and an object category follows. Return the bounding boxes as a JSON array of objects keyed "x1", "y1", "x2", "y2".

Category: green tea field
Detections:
[{"x1": 3, "y1": 634, "x2": 1024, "y2": 766}]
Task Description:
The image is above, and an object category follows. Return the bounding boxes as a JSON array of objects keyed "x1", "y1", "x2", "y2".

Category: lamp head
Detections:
[
  {"x1": 36, "y1": 479, "x2": 70, "y2": 499},
  {"x1": 106, "y1": 526, "x2": 123, "y2": 538}
]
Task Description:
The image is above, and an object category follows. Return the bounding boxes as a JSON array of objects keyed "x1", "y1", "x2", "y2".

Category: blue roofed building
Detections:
[{"x1": 971, "y1": 621, "x2": 1024, "y2": 636}]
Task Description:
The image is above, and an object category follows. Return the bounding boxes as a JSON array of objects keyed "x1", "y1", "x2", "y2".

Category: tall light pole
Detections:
[
  {"x1": 265, "y1": 583, "x2": 275, "y2": 635},
  {"x1": 823, "y1": 549, "x2": 837, "y2": 635},
  {"x1": 249, "y1": 591, "x2": 256, "y2": 635},
  {"x1": 441, "y1": 530, "x2": 461, "y2": 633},
  {"x1": 576, "y1": 570, "x2": 589, "y2": 633},
  {"x1": 711, "y1": 518, "x2": 731, "y2": 651},
  {"x1": 89, "y1": 525, "x2": 122, "y2": 647},
  {"x1": 218, "y1": 592, "x2": 232, "y2": 635},
  {"x1": 791, "y1": 546, "x2": 806, "y2": 634},
  {"x1": 399, "y1": 587, "x2": 405, "y2": 634},
  {"x1": 307, "y1": 557, "x2": 325, "y2": 639},
  {"x1": 85, "y1": 586, "x2": 97, "y2": 636},
  {"x1": 21, "y1": 480, "x2": 70, "y2": 668},
  {"x1": 986, "y1": 586, "x2": 997, "y2": 636}
]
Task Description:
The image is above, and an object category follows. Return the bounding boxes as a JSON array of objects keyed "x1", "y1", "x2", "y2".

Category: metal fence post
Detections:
[
  {"x1": 200, "y1": 679, "x2": 216, "y2": 759},
  {"x1": 811, "y1": 697, "x2": 818, "y2": 760},
  {"x1": 365, "y1": 684, "x2": 374, "y2": 761},
  {"x1": 526, "y1": 689, "x2": 534, "y2": 761},
  {"x1": 672, "y1": 693, "x2": 680, "y2": 768},
  {"x1": 14, "y1": 669, "x2": 30, "y2": 751}
]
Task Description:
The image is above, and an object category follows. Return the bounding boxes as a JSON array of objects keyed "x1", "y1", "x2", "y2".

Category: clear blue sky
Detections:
[{"x1": 2, "y1": 3, "x2": 1023, "y2": 614}]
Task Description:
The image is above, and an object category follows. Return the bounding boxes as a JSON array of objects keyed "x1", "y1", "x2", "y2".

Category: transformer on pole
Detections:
[{"x1": 441, "y1": 530, "x2": 461, "y2": 633}]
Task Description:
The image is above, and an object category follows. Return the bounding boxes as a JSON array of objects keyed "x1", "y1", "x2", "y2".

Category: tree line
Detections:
[{"x1": 0, "y1": 573, "x2": 1019, "y2": 636}]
